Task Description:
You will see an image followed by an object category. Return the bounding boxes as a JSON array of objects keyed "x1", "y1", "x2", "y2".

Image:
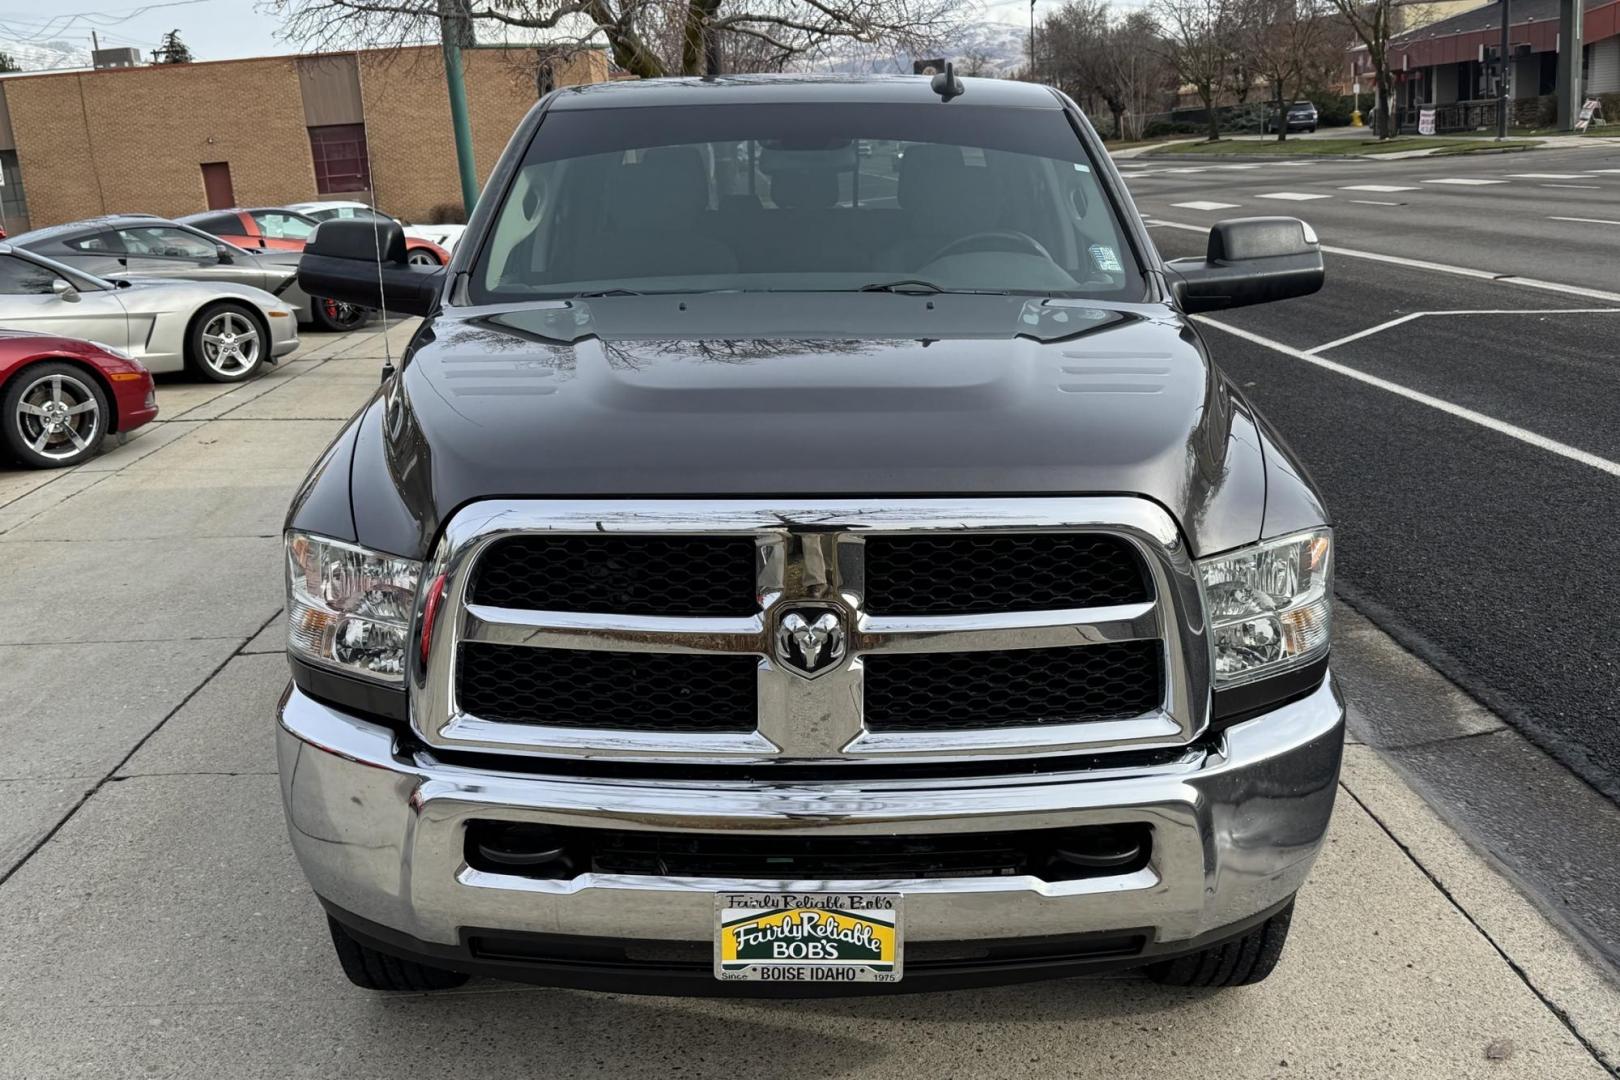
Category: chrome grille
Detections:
[{"x1": 413, "y1": 499, "x2": 1209, "y2": 765}]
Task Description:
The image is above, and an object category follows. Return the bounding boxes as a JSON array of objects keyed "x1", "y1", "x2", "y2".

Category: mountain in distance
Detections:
[
  {"x1": 0, "y1": 37, "x2": 93, "y2": 72},
  {"x1": 809, "y1": 21, "x2": 1029, "y2": 78}
]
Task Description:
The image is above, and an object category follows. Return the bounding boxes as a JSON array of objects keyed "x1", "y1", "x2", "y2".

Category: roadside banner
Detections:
[
  {"x1": 1575, "y1": 99, "x2": 1600, "y2": 132},
  {"x1": 1418, "y1": 108, "x2": 1436, "y2": 135}
]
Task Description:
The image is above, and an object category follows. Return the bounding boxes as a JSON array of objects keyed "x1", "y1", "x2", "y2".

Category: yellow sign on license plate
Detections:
[{"x1": 715, "y1": 893, "x2": 902, "y2": 984}]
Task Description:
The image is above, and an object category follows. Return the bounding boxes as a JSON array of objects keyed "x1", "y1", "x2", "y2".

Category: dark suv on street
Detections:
[{"x1": 281, "y1": 73, "x2": 1341, "y2": 997}]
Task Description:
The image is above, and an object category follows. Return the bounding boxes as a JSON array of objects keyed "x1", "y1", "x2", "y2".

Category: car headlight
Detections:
[
  {"x1": 286, "y1": 532, "x2": 422, "y2": 683},
  {"x1": 1198, "y1": 528, "x2": 1332, "y2": 687},
  {"x1": 88, "y1": 340, "x2": 132, "y2": 360}
]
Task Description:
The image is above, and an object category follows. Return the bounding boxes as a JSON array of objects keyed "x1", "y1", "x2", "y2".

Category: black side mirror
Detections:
[
  {"x1": 215, "y1": 244, "x2": 234, "y2": 265},
  {"x1": 298, "y1": 219, "x2": 444, "y2": 318},
  {"x1": 1164, "y1": 217, "x2": 1324, "y2": 314}
]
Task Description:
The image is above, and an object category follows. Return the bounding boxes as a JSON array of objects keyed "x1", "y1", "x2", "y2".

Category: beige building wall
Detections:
[{"x1": 4, "y1": 45, "x2": 607, "y2": 230}]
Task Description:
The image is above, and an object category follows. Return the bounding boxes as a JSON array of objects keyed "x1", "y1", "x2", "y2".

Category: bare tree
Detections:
[
  {"x1": 1152, "y1": 0, "x2": 1234, "y2": 142},
  {"x1": 1327, "y1": 0, "x2": 1395, "y2": 137},
  {"x1": 1038, "y1": 1, "x2": 1172, "y2": 140},
  {"x1": 271, "y1": 0, "x2": 965, "y2": 79},
  {"x1": 1237, "y1": 0, "x2": 1343, "y2": 140}
]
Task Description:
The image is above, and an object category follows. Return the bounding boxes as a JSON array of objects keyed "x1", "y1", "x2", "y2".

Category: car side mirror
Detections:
[
  {"x1": 51, "y1": 278, "x2": 80, "y2": 303},
  {"x1": 298, "y1": 219, "x2": 444, "y2": 318},
  {"x1": 1164, "y1": 217, "x2": 1324, "y2": 314},
  {"x1": 216, "y1": 244, "x2": 234, "y2": 265}
]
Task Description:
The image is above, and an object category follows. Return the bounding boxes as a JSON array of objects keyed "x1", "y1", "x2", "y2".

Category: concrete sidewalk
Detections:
[{"x1": 0, "y1": 324, "x2": 1615, "y2": 1079}]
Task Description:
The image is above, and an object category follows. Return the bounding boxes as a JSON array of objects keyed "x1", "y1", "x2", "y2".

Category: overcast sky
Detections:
[{"x1": 0, "y1": 0, "x2": 1057, "y2": 65}]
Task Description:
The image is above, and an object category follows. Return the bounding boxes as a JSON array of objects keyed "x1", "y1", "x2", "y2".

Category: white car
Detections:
[
  {"x1": 0, "y1": 244, "x2": 298, "y2": 382},
  {"x1": 285, "y1": 201, "x2": 466, "y2": 255}
]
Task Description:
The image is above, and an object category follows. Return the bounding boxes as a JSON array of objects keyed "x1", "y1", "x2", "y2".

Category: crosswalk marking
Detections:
[
  {"x1": 1506, "y1": 173, "x2": 1589, "y2": 179},
  {"x1": 1422, "y1": 178, "x2": 1508, "y2": 186},
  {"x1": 1340, "y1": 184, "x2": 1418, "y2": 192},
  {"x1": 1257, "y1": 191, "x2": 1331, "y2": 201},
  {"x1": 1171, "y1": 200, "x2": 1241, "y2": 211}
]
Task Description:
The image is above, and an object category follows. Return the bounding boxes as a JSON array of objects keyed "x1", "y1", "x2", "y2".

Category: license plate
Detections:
[{"x1": 714, "y1": 892, "x2": 902, "y2": 984}]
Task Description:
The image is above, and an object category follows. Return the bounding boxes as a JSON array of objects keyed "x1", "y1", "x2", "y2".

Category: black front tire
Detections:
[
  {"x1": 2, "y1": 361, "x2": 110, "y2": 469},
  {"x1": 188, "y1": 301, "x2": 267, "y2": 384},
  {"x1": 310, "y1": 296, "x2": 372, "y2": 333},
  {"x1": 327, "y1": 916, "x2": 471, "y2": 992},
  {"x1": 1145, "y1": 902, "x2": 1293, "y2": 988}
]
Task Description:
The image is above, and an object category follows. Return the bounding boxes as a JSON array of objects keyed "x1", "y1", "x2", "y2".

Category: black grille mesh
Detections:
[
  {"x1": 863, "y1": 641, "x2": 1162, "y2": 731},
  {"x1": 457, "y1": 643, "x2": 758, "y2": 732},
  {"x1": 863, "y1": 533, "x2": 1149, "y2": 615},
  {"x1": 470, "y1": 535, "x2": 758, "y2": 616}
]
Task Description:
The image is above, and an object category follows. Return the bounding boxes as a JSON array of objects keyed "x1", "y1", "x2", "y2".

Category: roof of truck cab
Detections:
[{"x1": 549, "y1": 73, "x2": 1064, "y2": 111}]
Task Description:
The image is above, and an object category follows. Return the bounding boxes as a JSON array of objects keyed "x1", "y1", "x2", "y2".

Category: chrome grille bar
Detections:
[{"x1": 411, "y1": 498, "x2": 1210, "y2": 765}]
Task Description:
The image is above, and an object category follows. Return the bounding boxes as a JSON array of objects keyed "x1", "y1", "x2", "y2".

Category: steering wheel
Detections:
[{"x1": 926, "y1": 230, "x2": 1055, "y2": 264}]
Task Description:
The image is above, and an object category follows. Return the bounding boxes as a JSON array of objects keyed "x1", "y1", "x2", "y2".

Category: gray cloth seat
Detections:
[
  {"x1": 571, "y1": 146, "x2": 737, "y2": 282},
  {"x1": 879, "y1": 144, "x2": 1000, "y2": 271}
]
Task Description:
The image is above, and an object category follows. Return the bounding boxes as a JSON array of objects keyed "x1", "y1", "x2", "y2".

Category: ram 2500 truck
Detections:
[{"x1": 282, "y1": 72, "x2": 1342, "y2": 996}]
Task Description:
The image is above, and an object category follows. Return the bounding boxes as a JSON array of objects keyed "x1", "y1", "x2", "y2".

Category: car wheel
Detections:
[
  {"x1": 1145, "y1": 901, "x2": 1293, "y2": 988},
  {"x1": 327, "y1": 916, "x2": 470, "y2": 992},
  {"x1": 189, "y1": 302, "x2": 267, "y2": 383},
  {"x1": 2, "y1": 362, "x2": 109, "y2": 469},
  {"x1": 311, "y1": 296, "x2": 372, "y2": 333},
  {"x1": 406, "y1": 248, "x2": 441, "y2": 268}
]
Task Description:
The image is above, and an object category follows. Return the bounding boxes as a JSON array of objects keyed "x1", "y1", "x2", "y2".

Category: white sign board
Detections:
[
  {"x1": 1575, "y1": 98, "x2": 1600, "y2": 132},
  {"x1": 1418, "y1": 108, "x2": 1436, "y2": 136}
]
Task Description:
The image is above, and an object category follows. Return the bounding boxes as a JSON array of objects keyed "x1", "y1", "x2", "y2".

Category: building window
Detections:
[{"x1": 309, "y1": 123, "x2": 371, "y2": 194}]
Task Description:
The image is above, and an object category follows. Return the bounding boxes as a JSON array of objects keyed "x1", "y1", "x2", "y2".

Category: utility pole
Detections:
[
  {"x1": 438, "y1": 0, "x2": 480, "y2": 217},
  {"x1": 1496, "y1": 0, "x2": 1511, "y2": 139},
  {"x1": 1029, "y1": 0, "x2": 1037, "y2": 83},
  {"x1": 1556, "y1": 0, "x2": 1584, "y2": 129}
]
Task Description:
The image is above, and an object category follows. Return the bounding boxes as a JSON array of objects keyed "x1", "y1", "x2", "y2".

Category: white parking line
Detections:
[
  {"x1": 1306, "y1": 308, "x2": 1620, "y2": 354},
  {"x1": 1350, "y1": 199, "x2": 1403, "y2": 206},
  {"x1": 1340, "y1": 184, "x2": 1418, "y2": 192},
  {"x1": 1507, "y1": 173, "x2": 1590, "y2": 179},
  {"x1": 1145, "y1": 218, "x2": 1620, "y2": 302},
  {"x1": 1257, "y1": 192, "x2": 1332, "y2": 201},
  {"x1": 1172, "y1": 200, "x2": 1241, "y2": 211},
  {"x1": 1195, "y1": 318, "x2": 1620, "y2": 478},
  {"x1": 1422, "y1": 178, "x2": 1508, "y2": 186},
  {"x1": 1549, "y1": 216, "x2": 1620, "y2": 226},
  {"x1": 1540, "y1": 184, "x2": 1602, "y2": 190}
]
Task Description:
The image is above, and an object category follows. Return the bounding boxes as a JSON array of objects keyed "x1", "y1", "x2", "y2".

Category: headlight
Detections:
[
  {"x1": 286, "y1": 532, "x2": 422, "y2": 683},
  {"x1": 1198, "y1": 528, "x2": 1332, "y2": 687},
  {"x1": 88, "y1": 340, "x2": 132, "y2": 360}
]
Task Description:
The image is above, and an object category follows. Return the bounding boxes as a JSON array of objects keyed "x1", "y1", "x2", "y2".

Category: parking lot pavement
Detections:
[{"x1": 2, "y1": 322, "x2": 1618, "y2": 1079}]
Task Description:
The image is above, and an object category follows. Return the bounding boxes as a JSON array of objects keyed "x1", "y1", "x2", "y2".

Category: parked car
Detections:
[
  {"x1": 1265, "y1": 101, "x2": 1319, "y2": 133},
  {"x1": 0, "y1": 331, "x2": 157, "y2": 468},
  {"x1": 284, "y1": 200, "x2": 466, "y2": 255},
  {"x1": 181, "y1": 207, "x2": 450, "y2": 266},
  {"x1": 0, "y1": 244, "x2": 297, "y2": 382},
  {"x1": 281, "y1": 75, "x2": 1337, "y2": 997},
  {"x1": 10, "y1": 216, "x2": 371, "y2": 333}
]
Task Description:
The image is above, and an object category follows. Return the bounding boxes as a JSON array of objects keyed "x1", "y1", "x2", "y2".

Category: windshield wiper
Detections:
[
  {"x1": 573, "y1": 288, "x2": 643, "y2": 298},
  {"x1": 856, "y1": 280, "x2": 1008, "y2": 295}
]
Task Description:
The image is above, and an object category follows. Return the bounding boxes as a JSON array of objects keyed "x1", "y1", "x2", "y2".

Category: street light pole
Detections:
[
  {"x1": 1030, "y1": 0, "x2": 1037, "y2": 83},
  {"x1": 1497, "y1": 0, "x2": 1511, "y2": 139},
  {"x1": 439, "y1": 0, "x2": 480, "y2": 217}
]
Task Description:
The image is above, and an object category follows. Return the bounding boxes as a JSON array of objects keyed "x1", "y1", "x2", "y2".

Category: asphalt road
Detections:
[{"x1": 1123, "y1": 143, "x2": 1620, "y2": 962}]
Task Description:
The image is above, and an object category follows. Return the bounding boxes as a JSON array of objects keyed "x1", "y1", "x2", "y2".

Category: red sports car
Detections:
[
  {"x1": 0, "y1": 332, "x2": 158, "y2": 469},
  {"x1": 179, "y1": 207, "x2": 451, "y2": 266}
]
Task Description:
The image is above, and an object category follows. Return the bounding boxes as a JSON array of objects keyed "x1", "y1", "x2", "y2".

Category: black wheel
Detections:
[
  {"x1": 326, "y1": 916, "x2": 470, "y2": 992},
  {"x1": 188, "y1": 302, "x2": 267, "y2": 383},
  {"x1": 310, "y1": 296, "x2": 372, "y2": 333},
  {"x1": 2, "y1": 361, "x2": 109, "y2": 468},
  {"x1": 1145, "y1": 902, "x2": 1293, "y2": 988}
]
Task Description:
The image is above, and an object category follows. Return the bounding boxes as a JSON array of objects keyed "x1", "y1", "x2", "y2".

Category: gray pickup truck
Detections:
[{"x1": 281, "y1": 72, "x2": 1342, "y2": 996}]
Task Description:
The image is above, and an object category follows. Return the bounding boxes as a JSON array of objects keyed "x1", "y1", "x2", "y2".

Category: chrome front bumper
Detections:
[{"x1": 278, "y1": 677, "x2": 1344, "y2": 955}]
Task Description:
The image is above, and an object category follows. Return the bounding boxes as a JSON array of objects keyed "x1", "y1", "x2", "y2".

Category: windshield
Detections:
[{"x1": 472, "y1": 102, "x2": 1142, "y2": 303}]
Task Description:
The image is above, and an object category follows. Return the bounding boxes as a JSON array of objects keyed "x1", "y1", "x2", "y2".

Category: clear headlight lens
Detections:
[
  {"x1": 286, "y1": 532, "x2": 422, "y2": 683},
  {"x1": 1198, "y1": 529, "x2": 1332, "y2": 687}
]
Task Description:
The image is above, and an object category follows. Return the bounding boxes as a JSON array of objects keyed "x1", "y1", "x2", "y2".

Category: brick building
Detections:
[{"x1": 0, "y1": 44, "x2": 609, "y2": 233}]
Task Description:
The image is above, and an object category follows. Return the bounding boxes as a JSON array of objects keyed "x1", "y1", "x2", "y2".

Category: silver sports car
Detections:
[
  {"x1": 0, "y1": 244, "x2": 298, "y2": 382},
  {"x1": 10, "y1": 216, "x2": 371, "y2": 333}
]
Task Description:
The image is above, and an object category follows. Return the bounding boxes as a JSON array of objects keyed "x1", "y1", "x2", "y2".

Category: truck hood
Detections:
[{"x1": 355, "y1": 293, "x2": 1271, "y2": 557}]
